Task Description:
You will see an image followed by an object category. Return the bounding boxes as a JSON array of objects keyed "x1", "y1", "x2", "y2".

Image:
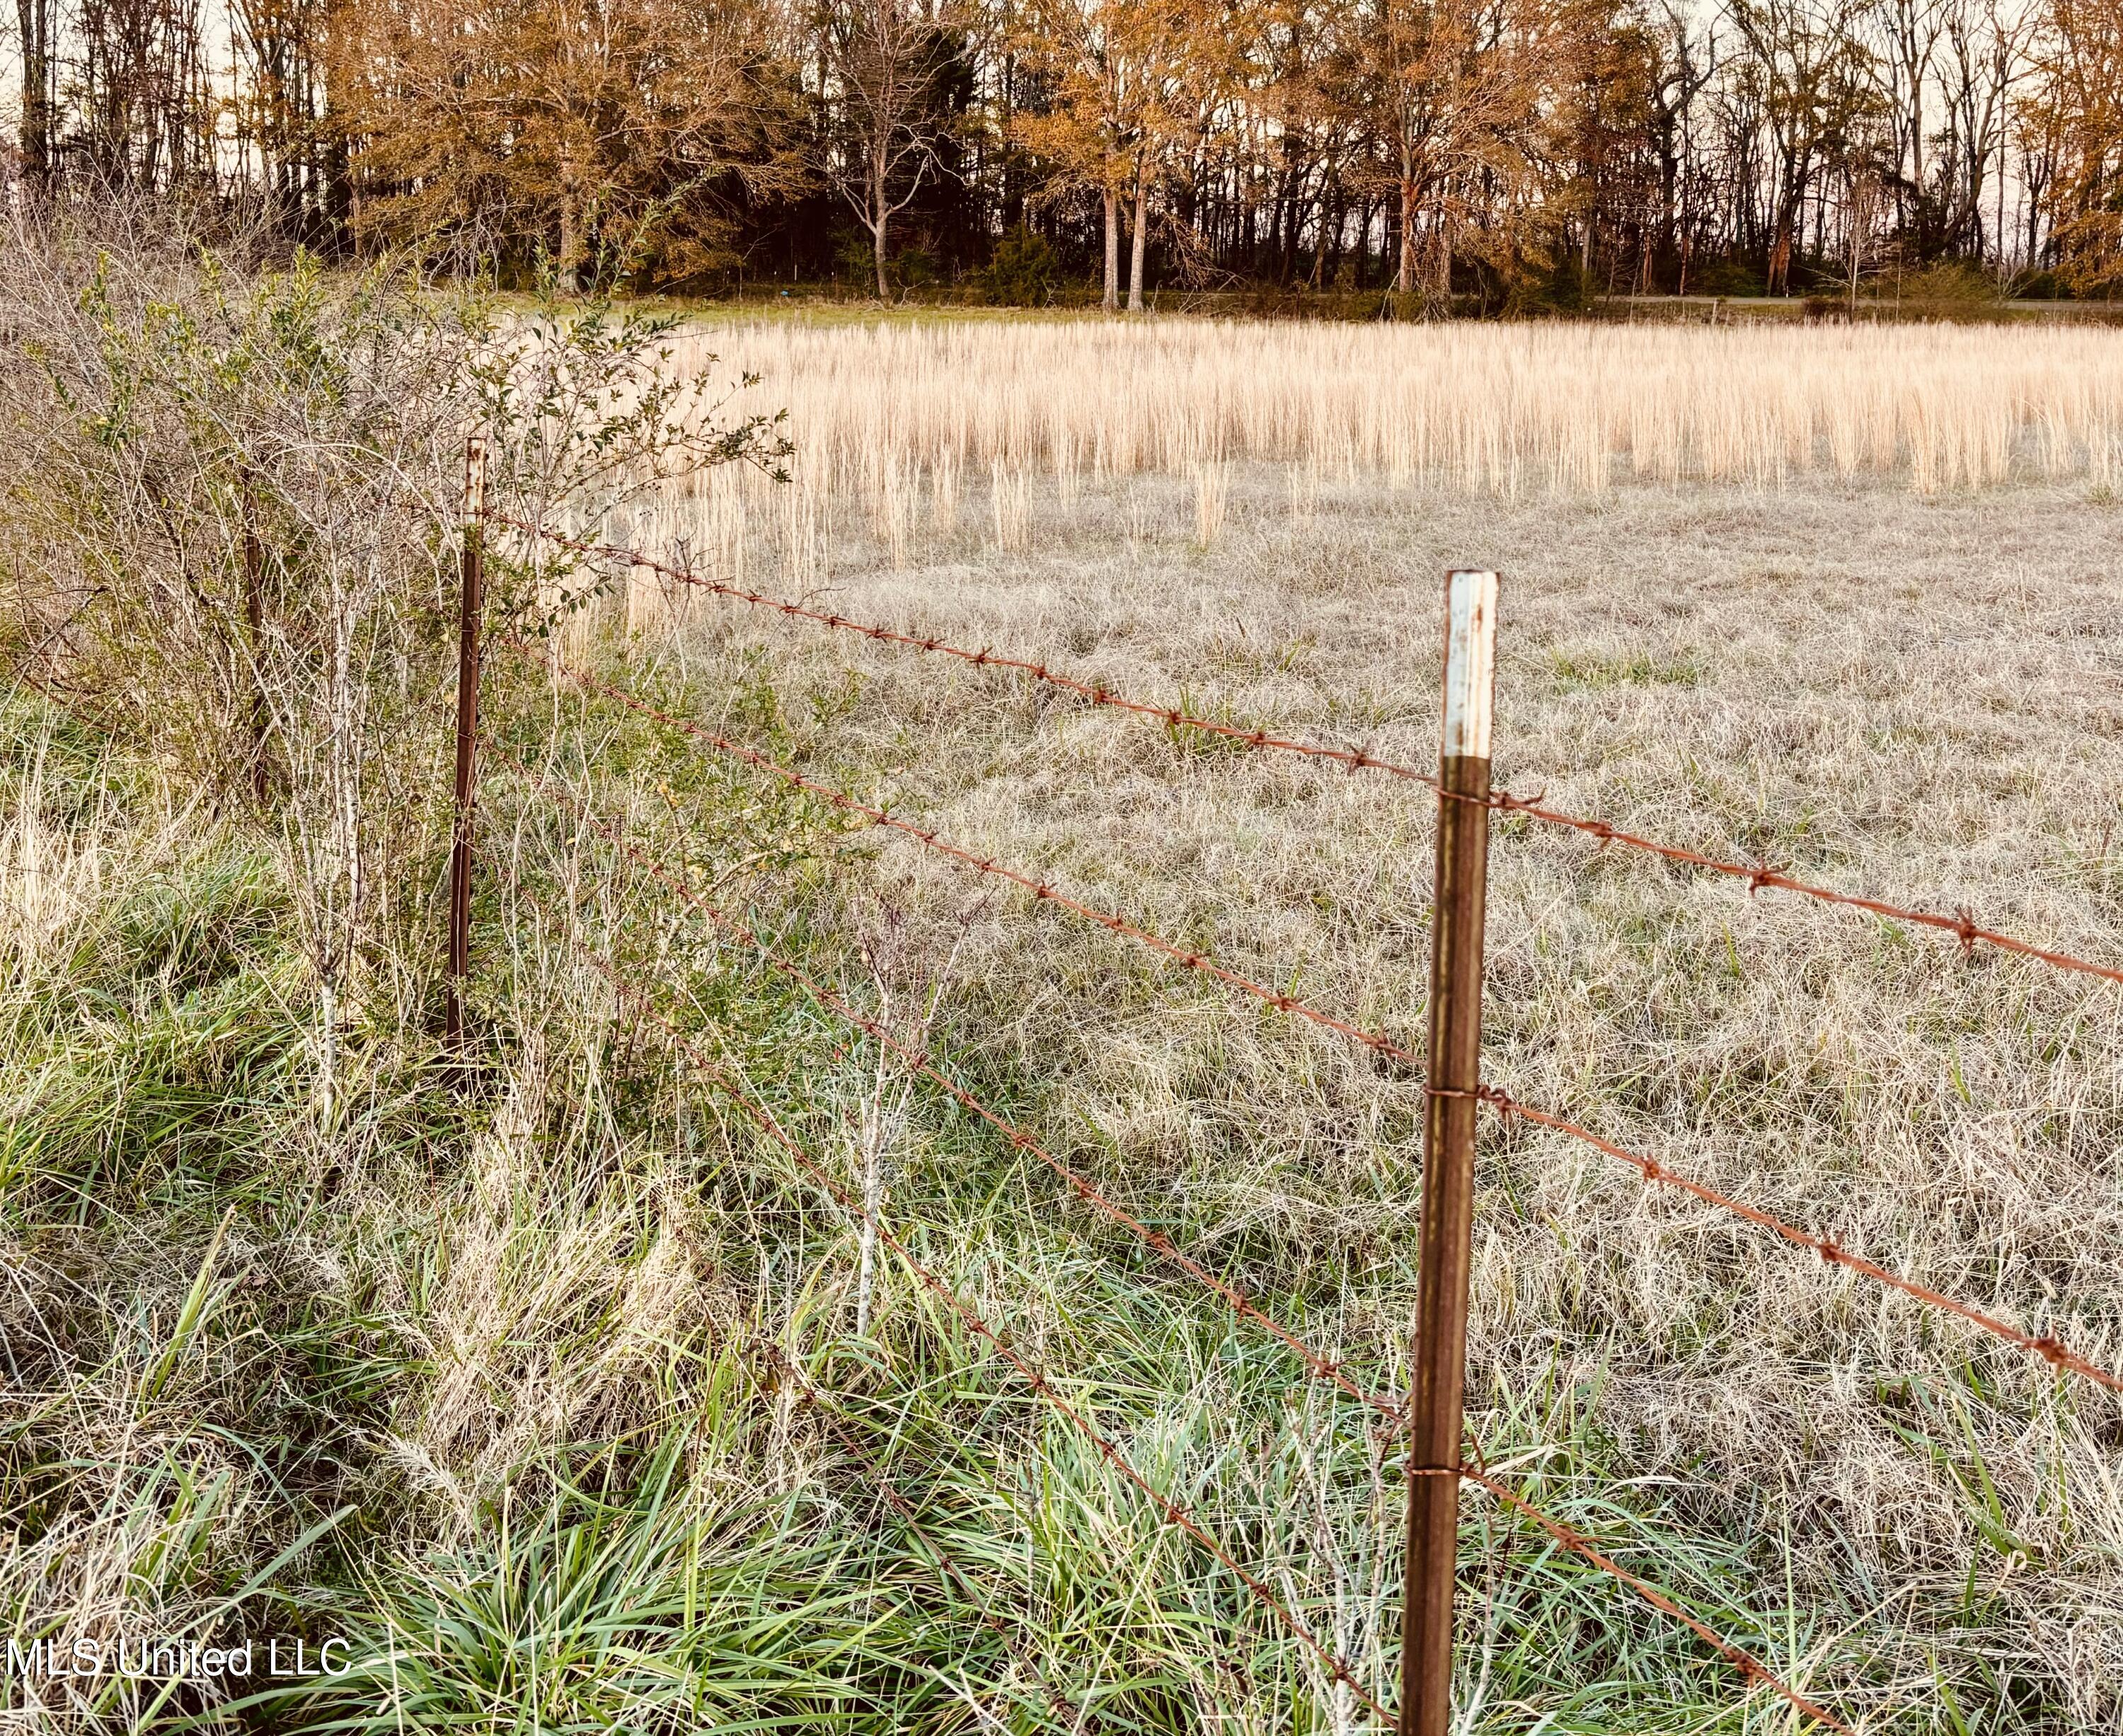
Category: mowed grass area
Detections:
[{"x1": 6, "y1": 309, "x2": 2123, "y2": 1734}]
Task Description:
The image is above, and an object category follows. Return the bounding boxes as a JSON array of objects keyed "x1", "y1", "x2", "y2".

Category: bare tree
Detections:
[
  {"x1": 1869, "y1": 0, "x2": 1945, "y2": 251},
  {"x1": 816, "y1": 0, "x2": 962, "y2": 297},
  {"x1": 1726, "y1": 0, "x2": 1880, "y2": 292},
  {"x1": 1842, "y1": 127, "x2": 1894, "y2": 304},
  {"x1": 1935, "y1": 0, "x2": 2033, "y2": 265},
  {"x1": 229, "y1": 0, "x2": 325, "y2": 236},
  {"x1": 16, "y1": 0, "x2": 57, "y2": 191}
]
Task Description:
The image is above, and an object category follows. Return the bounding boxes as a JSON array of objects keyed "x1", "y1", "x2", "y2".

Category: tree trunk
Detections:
[
  {"x1": 873, "y1": 155, "x2": 890, "y2": 297},
  {"x1": 558, "y1": 139, "x2": 585, "y2": 292},
  {"x1": 1103, "y1": 180, "x2": 1120, "y2": 311},
  {"x1": 16, "y1": 0, "x2": 51, "y2": 190},
  {"x1": 1275, "y1": 163, "x2": 1299, "y2": 285},
  {"x1": 1768, "y1": 176, "x2": 1799, "y2": 296},
  {"x1": 1995, "y1": 142, "x2": 2007, "y2": 279},
  {"x1": 1397, "y1": 163, "x2": 1416, "y2": 294},
  {"x1": 1127, "y1": 163, "x2": 1148, "y2": 312},
  {"x1": 1000, "y1": 52, "x2": 1023, "y2": 229}
]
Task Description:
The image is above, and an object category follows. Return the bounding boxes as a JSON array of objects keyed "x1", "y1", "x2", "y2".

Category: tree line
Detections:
[{"x1": 7, "y1": 0, "x2": 2123, "y2": 304}]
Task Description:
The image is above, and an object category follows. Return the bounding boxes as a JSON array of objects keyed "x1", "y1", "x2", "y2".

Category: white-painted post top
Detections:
[{"x1": 1442, "y1": 570, "x2": 1498, "y2": 761}]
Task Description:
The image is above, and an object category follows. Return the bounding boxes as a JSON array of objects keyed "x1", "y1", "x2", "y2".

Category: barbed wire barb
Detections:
[
  {"x1": 519, "y1": 901, "x2": 1394, "y2": 1721},
  {"x1": 495, "y1": 514, "x2": 2121, "y2": 991},
  {"x1": 497, "y1": 751, "x2": 1856, "y2": 1733}
]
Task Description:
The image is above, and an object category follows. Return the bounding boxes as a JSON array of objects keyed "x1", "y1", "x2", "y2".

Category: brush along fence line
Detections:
[{"x1": 449, "y1": 488, "x2": 2119, "y2": 1734}]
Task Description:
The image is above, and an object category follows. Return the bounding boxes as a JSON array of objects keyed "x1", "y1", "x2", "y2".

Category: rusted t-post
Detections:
[
  {"x1": 241, "y1": 478, "x2": 270, "y2": 806},
  {"x1": 444, "y1": 435, "x2": 488, "y2": 1051},
  {"x1": 1400, "y1": 569, "x2": 1499, "y2": 1736}
]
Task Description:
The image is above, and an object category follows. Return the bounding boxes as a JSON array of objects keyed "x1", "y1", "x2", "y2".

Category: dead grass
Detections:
[
  {"x1": 594, "y1": 447, "x2": 2123, "y2": 1724},
  {"x1": 651, "y1": 318, "x2": 2123, "y2": 515}
]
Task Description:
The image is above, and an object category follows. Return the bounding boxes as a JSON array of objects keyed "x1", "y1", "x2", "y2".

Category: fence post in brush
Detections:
[
  {"x1": 241, "y1": 476, "x2": 270, "y2": 806},
  {"x1": 444, "y1": 434, "x2": 488, "y2": 1052},
  {"x1": 1400, "y1": 568, "x2": 1499, "y2": 1736}
]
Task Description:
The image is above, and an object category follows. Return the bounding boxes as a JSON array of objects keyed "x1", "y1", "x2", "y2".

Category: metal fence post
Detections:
[
  {"x1": 241, "y1": 477, "x2": 270, "y2": 806},
  {"x1": 1400, "y1": 568, "x2": 1499, "y2": 1736},
  {"x1": 444, "y1": 435, "x2": 488, "y2": 1051}
]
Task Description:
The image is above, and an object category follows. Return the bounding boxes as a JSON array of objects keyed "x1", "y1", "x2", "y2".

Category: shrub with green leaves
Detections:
[{"x1": 0, "y1": 202, "x2": 788, "y2": 1079}]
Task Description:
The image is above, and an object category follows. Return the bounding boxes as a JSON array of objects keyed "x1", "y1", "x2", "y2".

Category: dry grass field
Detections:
[
  {"x1": 567, "y1": 319, "x2": 2123, "y2": 1725},
  {"x1": 581, "y1": 320, "x2": 2123, "y2": 600},
  {"x1": 6, "y1": 297, "x2": 2122, "y2": 1735}
]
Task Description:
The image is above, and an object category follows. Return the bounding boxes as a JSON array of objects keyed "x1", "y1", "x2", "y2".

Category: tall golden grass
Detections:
[
  {"x1": 667, "y1": 317, "x2": 2123, "y2": 496},
  {"x1": 543, "y1": 318, "x2": 2123, "y2": 595}
]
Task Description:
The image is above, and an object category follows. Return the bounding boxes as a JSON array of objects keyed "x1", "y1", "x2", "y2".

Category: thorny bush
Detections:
[{"x1": 0, "y1": 202, "x2": 789, "y2": 1079}]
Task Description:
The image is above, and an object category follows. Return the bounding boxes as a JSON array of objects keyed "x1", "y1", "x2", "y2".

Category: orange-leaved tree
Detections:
[
  {"x1": 1013, "y1": 0, "x2": 1206, "y2": 310},
  {"x1": 328, "y1": 0, "x2": 799, "y2": 285},
  {"x1": 2027, "y1": 0, "x2": 2123, "y2": 290},
  {"x1": 1354, "y1": 0, "x2": 1557, "y2": 299}
]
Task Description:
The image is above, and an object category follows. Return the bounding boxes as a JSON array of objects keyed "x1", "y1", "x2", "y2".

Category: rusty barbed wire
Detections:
[
  {"x1": 488, "y1": 514, "x2": 1378, "y2": 761},
  {"x1": 1456, "y1": 1463, "x2": 1850, "y2": 1732},
  {"x1": 497, "y1": 655, "x2": 2123, "y2": 1403},
  {"x1": 1472, "y1": 790, "x2": 2123, "y2": 989},
  {"x1": 1435, "y1": 1083, "x2": 2123, "y2": 1397},
  {"x1": 534, "y1": 914, "x2": 1395, "y2": 1723},
  {"x1": 497, "y1": 516, "x2": 2123, "y2": 993},
  {"x1": 497, "y1": 754, "x2": 1855, "y2": 1732},
  {"x1": 487, "y1": 731, "x2": 1399, "y2": 1425},
  {"x1": 498, "y1": 630, "x2": 1432, "y2": 1075}
]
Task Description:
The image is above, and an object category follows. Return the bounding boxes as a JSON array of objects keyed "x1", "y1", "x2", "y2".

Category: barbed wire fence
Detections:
[{"x1": 442, "y1": 442, "x2": 2119, "y2": 1733}]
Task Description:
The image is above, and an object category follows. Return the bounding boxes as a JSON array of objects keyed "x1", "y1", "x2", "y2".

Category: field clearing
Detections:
[
  {"x1": 8, "y1": 304, "x2": 2123, "y2": 1733},
  {"x1": 565, "y1": 321, "x2": 2123, "y2": 620}
]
